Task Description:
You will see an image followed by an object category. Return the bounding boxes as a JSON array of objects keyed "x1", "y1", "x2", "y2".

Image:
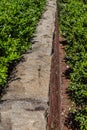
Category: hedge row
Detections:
[
  {"x1": 0, "y1": 0, "x2": 46, "y2": 86},
  {"x1": 59, "y1": 0, "x2": 87, "y2": 129}
]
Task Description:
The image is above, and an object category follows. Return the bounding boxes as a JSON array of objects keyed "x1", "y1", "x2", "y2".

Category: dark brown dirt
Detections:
[
  {"x1": 47, "y1": 11, "x2": 61, "y2": 130},
  {"x1": 59, "y1": 37, "x2": 72, "y2": 130},
  {"x1": 47, "y1": 7, "x2": 72, "y2": 130}
]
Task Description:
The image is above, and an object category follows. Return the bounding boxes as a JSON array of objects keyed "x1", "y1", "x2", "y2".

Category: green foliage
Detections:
[
  {"x1": 68, "y1": 83, "x2": 87, "y2": 105},
  {"x1": 0, "y1": 0, "x2": 46, "y2": 86},
  {"x1": 58, "y1": 0, "x2": 87, "y2": 129},
  {"x1": 75, "y1": 108, "x2": 87, "y2": 130}
]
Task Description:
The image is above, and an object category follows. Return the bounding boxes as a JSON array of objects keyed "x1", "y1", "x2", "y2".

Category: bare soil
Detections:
[
  {"x1": 47, "y1": 10, "x2": 73, "y2": 129},
  {"x1": 59, "y1": 37, "x2": 72, "y2": 130}
]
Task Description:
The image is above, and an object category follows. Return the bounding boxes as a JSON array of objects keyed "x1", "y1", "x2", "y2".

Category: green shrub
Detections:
[
  {"x1": 0, "y1": 0, "x2": 46, "y2": 86},
  {"x1": 75, "y1": 108, "x2": 87, "y2": 130},
  {"x1": 58, "y1": 0, "x2": 87, "y2": 129}
]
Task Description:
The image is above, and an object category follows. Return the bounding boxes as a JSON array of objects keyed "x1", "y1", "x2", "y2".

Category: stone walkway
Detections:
[{"x1": 0, "y1": 0, "x2": 56, "y2": 130}]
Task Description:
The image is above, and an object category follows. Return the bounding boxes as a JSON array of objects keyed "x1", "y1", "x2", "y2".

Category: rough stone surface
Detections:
[
  {"x1": 0, "y1": 0, "x2": 56, "y2": 129},
  {"x1": 0, "y1": 110, "x2": 46, "y2": 130}
]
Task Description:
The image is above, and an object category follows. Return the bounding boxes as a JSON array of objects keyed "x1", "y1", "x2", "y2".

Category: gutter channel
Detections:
[{"x1": 47, "y1": 4, "x2": 62, "y2": 130}]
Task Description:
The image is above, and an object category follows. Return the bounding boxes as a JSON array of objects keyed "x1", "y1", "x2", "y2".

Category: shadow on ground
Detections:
[
  {"x1": 0, "y1": 56, "x2": 26, "y2": 100},
  {"x1": 63, "y1": 66, "x2": 79, "y2": 130},
  {"x1": 65, "y1": 113, "x2": 80, "y2": 130}
]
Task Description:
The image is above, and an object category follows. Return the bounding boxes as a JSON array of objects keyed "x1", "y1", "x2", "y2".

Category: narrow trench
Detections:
[
  {"x1": 47, "y1": 10, "x2": 61, "y2": 130},
  {"x1": 48, "y1": 6, "x2": 72, "y2": 130}
]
